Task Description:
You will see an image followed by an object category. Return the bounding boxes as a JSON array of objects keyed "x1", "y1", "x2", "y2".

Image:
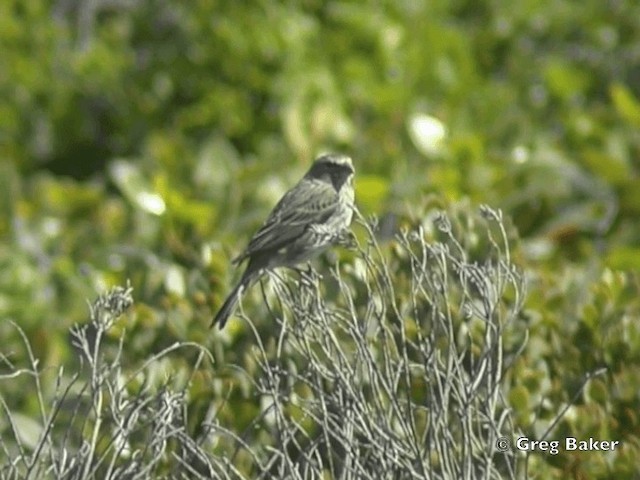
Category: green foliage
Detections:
[{"x1": 2, "y1": 0, "x2": 640, "y2": 477}]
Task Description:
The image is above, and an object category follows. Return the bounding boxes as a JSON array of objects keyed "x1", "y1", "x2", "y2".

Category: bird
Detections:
[{"x1": 211, "y1": 153, "x2": 356, "y2": 329}]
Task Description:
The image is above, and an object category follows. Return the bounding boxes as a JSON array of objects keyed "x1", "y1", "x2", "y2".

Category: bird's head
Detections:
[{"x1": 306, "y1": 153, "x2": 355, "y2": 191}]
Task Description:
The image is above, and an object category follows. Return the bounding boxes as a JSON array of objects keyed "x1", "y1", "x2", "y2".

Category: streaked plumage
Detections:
[{"x1": 211, "y1": 153, "x2": 355, "y2": 329}]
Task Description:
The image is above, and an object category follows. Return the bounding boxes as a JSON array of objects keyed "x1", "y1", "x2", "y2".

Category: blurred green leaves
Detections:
[
  {"x1": 110, "y1": 160, "x2": 166, "y2": 216},
  {"x1": 611, "y1": 82, "x2": 640, "y2": 127}
]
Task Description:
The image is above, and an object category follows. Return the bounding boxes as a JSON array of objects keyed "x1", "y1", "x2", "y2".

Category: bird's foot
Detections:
[
  {"x1": 336, "y1": 229, "x2": 357, "y2": 249},
  {"x1": 297, "y1": 263, "x2": 322, "y2": 287}
]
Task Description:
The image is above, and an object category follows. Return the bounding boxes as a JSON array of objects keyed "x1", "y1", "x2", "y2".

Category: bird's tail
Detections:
[
  {"x1": 210, "y1": 270, "x2": 258, "y2": 329},
  {"x1": 210, "y1": 283, "x2": 241, "y2": 329}
]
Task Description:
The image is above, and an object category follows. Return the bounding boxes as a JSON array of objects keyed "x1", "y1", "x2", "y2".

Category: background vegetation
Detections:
[{"x1": 1, "y1": 0, "x2": 639, "y2": 478}]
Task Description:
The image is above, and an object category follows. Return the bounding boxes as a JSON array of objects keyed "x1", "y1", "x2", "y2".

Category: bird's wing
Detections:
[{"x1": 233, "y1": 179, "x2": 339, "y2": 263}]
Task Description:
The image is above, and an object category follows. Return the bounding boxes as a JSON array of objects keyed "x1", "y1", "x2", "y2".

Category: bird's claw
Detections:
[
  {"x1": 336, "y1": 229, "x2": 357, "y2": 249},
  {"x1": 298, "y1": 263, "x2": 322, "y2": 286}
]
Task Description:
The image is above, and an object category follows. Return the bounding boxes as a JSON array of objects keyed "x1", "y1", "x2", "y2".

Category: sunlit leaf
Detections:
[
  {"x1": 611, "y1": 83, "x2": 640, "y2": 127},
  {"x1": 109, "y1": 160, "x2": 166, "y2": 215}
]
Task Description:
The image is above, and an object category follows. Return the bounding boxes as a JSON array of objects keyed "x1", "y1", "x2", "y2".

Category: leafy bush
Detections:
[
  {"x1": 2, "y1": 208, "x2": 531, "y2": 479},
  {"x1": 2, "y1": 0, "x2": 640, "y2": 478}
]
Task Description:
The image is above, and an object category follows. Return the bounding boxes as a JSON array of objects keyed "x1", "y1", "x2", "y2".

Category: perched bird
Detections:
[{"x1": 211, "y1": 153, "x2": 356, "y2": 329}]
